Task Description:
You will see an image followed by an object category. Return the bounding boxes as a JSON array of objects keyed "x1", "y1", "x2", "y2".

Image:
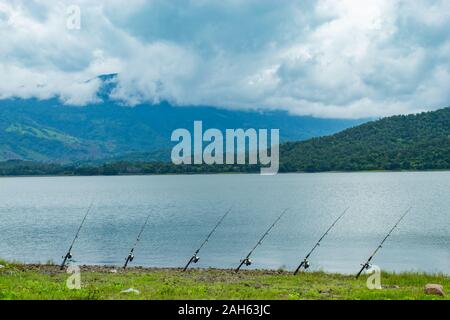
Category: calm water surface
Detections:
[{"x1": 0, "y1": 172, "x2": 448, "y2": 274}]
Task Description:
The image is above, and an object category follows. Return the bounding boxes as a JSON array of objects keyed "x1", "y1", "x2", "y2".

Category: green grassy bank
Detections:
[{"x1": 0, "y1": 262, "x2": 447, "y2": 300}]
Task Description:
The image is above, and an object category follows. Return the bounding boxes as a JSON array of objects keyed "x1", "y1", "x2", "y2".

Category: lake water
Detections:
[{"x1": 0, "y1": 172, "x2": 448, "y2": 274}]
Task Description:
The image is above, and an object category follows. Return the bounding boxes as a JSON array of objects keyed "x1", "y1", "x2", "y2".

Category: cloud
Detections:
[{"x1": 0, "y1": 0, "x2": 449, "y2": 118}]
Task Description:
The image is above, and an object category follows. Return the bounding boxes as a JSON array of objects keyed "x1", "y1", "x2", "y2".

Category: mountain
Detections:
[
  {"x1": 1, "y1": 107, "x2": 448, "y2": 176},
  {"x1": 0, "y1": 74, "x2": 363, "y2": 162},
  {"x1": 280, "y1": 107, "x2": 450, "y2": 172}
]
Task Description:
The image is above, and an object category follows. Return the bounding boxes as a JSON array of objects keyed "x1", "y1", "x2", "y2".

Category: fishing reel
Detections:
[
  {"x1": 192, "y1": 255, "x2": 200, "y2": 263},
  {"x1": 243, "y1": 258, "x2": 252, "y2": 266},
  {"x1": 361, "y1": 263, "x2": 371, "y2": 270},
  {"x1": 63, "y1": 252, "x2": 73, "y2": 260},
  {"x1": 303, "y1": 259, "x2": 310, "y2": 270},
  {"x1": 127, "y1": 253, "x2": 134, "y2": 262}
]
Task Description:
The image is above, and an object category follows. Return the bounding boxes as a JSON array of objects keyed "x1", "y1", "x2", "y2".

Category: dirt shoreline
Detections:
[{"x1": 10, "y1": 263, "x2": 294, "y2": 276}]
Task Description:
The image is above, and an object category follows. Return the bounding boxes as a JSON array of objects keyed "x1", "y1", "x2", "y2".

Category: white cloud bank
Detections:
[{"x1": 0, "y1": 0, "x2": 449, "y2": 118}]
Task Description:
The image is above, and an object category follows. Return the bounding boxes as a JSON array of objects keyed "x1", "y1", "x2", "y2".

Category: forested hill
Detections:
[
  {"x1": 1, "y1": 108, "x2": 449, "y2": 176},
  {"x1": 280, "y1": 107, "x2": 450, "y2": 172},
  {"x1": 0, "y1": 75, "x2": 362, "y2": 163}
]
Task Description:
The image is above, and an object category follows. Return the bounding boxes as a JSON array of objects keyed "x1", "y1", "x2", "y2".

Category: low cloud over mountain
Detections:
[{"x1": 0, "y1": 1, "x2": 449, "y2": 118}]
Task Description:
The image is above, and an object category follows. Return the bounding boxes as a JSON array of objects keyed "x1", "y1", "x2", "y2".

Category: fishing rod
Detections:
[
  {"x1": 294, "y1": 207, "x2": 349, "y2": 275},
  {"x1": 235, "y1": 209, "x2": 288, "y2": 273},
  {"x1": 123, "y1": 213, "x2": 152, "y2": 269},
  {"x1": 183, "y1": 207, "x2": 233, "y2": 271},
  {"x1": 60, "y1": 201, "x2": 94, "y2": 270},
  {"x1": 356, "y1": 207, "x2": 412, "y2": 278}
]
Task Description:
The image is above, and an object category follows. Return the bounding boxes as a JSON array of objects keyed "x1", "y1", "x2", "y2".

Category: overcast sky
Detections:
[{"x1": 0, "y1": 0, "x2": 449, "y2": 118}]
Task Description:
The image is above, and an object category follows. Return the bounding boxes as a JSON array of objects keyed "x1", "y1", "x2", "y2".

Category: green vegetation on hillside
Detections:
[
  {"x1": 5, "y1": 124, "x2": 80, "y2": 144},
  {"x1": 0, "y1": 263, "x2": 447, "y2": 300},
  {"x1": 0, "y1": 108, "x2": 449, "y2": 176},
  {"x1": 280, "y1": 107, "x2": 450, "y2": 172},
  {"x1": 0, "y1": 99, "x2": 359, "y2": 162}
]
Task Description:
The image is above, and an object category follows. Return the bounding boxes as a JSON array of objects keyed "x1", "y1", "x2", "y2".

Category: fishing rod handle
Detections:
[
  {"x1": 355, "y1": 264, "x2": 367, "y2": 279},
  {"x1": 235, "y1": 260, "x2": 245, "y2": 273},
  {"x1": 123, "y1": 257, "x2": 130, "y2": 269},
  {"x1": 293, "y1": 261, "x2": 304, "y2": 276},
  {"x1": 60, "y1": 258, "x2": 67, "y2": 270},
  {"x1": 60, "y1": 252, "x2": 70, "y2": 270},
  {"x1": 183, "y1": 256, "x2": 195, "y2": 272}
]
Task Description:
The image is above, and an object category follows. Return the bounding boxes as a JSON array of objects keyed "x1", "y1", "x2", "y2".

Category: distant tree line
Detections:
[
  {"x1": 1, "y1": 108, "x2": 449, "y2": 176},
  {"x1": 0, "y1": 160, "x2": 261, "y2": 176}
]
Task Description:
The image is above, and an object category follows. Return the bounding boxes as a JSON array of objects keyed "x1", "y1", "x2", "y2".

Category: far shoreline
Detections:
[{"x1": 1, "y1": 168, "x2": 450, "y2": 179}]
